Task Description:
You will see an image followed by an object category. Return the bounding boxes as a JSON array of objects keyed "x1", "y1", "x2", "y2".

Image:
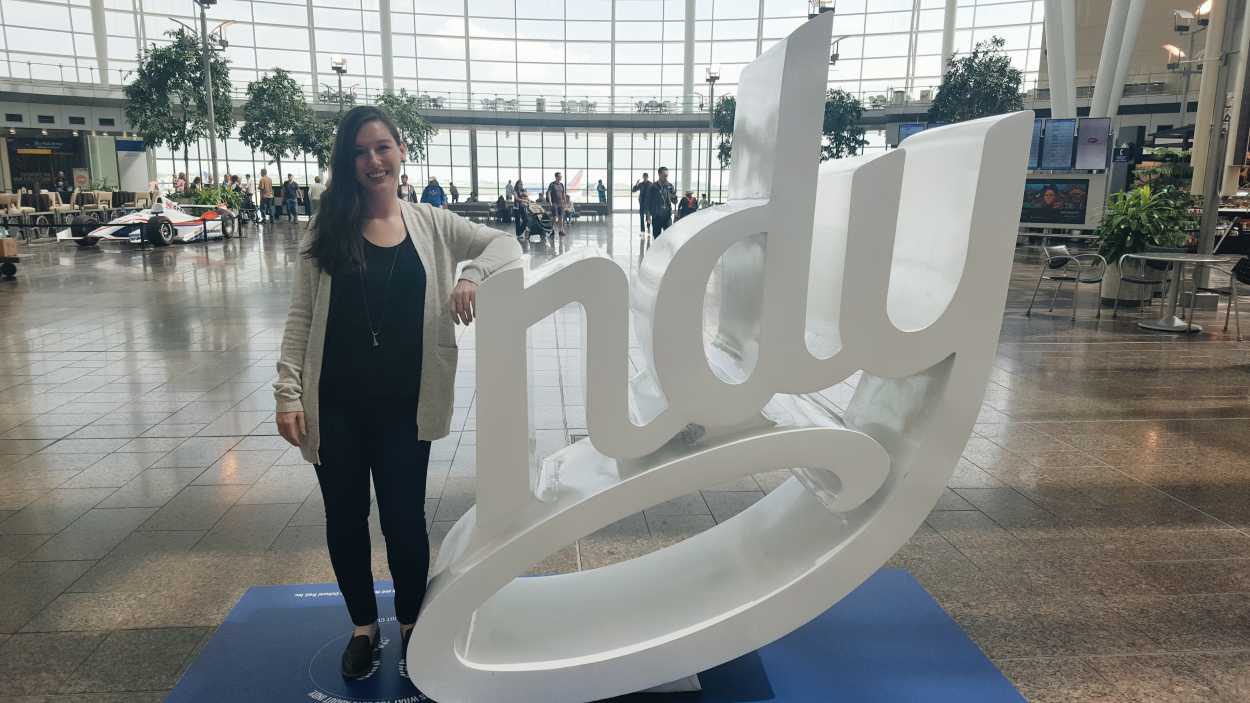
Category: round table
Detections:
[{"x1": 1123, "y1": 252, "x2": 1229, "y2": 333}]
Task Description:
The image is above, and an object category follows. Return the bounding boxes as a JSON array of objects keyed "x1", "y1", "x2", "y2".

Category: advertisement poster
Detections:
[
  {"x1": 1039, "y1": 118, "x2": 1076, "y2": 170},
  {"x1": 73, "y1": 168, "x2": 90, "y2": 189},
  {"x1": 115, "y1": 139, "x2": 148, "y2": 192},
  {"x1": 1020, "y1": 178, "x2": 1089, "y2": 226},
  {"x1": 1075, "y1": 118, "x2": 1111, "y2": 170}
]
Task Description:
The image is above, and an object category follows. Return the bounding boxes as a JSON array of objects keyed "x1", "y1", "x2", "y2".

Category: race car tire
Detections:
[
  {"x1": 144, "y1": 215, "x2": 175, "y2": 247},
  {"x1": 70, "y1": 214, "x2": 100, "y2": 246}
]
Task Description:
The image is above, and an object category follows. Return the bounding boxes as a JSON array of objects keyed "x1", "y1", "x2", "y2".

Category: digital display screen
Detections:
[
  {"x1": 1028, "y1": 119, "x2": 1043, "y2": 170},
  {"x1": 1021, "y1": 178, "x2": 1089, "y2": 225},
  {"x1": 898, "y1": 122, "x2": 926, "y2": 143},
  {"x1": 1075, "y1": 117, "x2": 1111, "y2": 170},
  {"x1": 1039, "y1": 118, "x2": 1077, "y2": 170}
]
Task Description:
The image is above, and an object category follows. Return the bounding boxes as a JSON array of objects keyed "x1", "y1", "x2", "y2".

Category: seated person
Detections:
[
  {"x1": 677, "y1": 191, "x2": 698, "y2": 220},
  {"x1": 496, "y1": 195, "x2": 511, "y2": 223}
]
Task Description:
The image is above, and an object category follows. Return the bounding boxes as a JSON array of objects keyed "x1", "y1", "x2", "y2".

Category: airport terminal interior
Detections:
[{"x1": 3, "y1": 1, "x2": 1250, "y2": 701}]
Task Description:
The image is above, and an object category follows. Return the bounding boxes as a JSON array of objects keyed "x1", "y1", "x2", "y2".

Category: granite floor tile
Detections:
[
  {"x1": 61, "y1": 627, "x2": 208, "y2": 693},
  {"x1": 0, "y1": 560, "x2": 96, "y2": 632},
  {"x1": 640, "y1": 493, "x2": 710, "y2": 518},
  {"x1": 58, "y1": 453, "x2": 166, "y2": 489},
  {"x1": 645, "y1": 514, "x2": 715, "y2": 549},
  {"x1": 996, "y1": 657, "x2": 1119, "y2": 703},
  {"x1": 150, "y1": 436, "x2": 242, "y2": 469},
  {"x1": 0, "y1": 488, "x2": 116, "y2": 535},
  {"x1": 24, "y1": 508, "x2": 156, "y2": 562},
  {"x1": 191, "y1": 449, "x2": 284, "y2": 485},
  {"x1": 234, "y1": 466, "x2": 318, "y2": 505},
  {"x1": 1131, "y1": 558, "x2": 1250, "y2": 595},
  {"x1": 193, "y1": 502, "x2": 299, "y2": 553},
  {"x1": 139, "y1": 484, "x2": 249, "y2": 532},
  {"x1": 1086, "y1": 654, "x2": 1224, "y2": 702},
  {"x1": 20, "y1": 587, "x2": 245, "y2": 632},
  {"x1": 95, "y1": 468, "x2": 202, "y2": 509},
  {"x1": 0, "y1": 631, "x2": 107, "y2": 695},
  {"x1": 701, "y1": 490, "x2": 765, "y2": 523},
  {"x1": 67, "y1": 531, "x2": 205, "y2": 593}
]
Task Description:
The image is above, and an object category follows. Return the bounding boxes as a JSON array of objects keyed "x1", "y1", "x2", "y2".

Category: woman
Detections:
[{"x1": 273, "y1": 106, "x2": 521, "y2": 681}]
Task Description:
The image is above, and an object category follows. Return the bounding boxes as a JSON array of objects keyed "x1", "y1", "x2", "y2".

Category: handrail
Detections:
[{"x1": 0, "y1": 58, "x2": 1198, "y2": 116}]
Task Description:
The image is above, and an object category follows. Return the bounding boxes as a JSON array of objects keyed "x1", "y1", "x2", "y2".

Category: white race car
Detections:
[{"x1": 57, "y1": 197, "x2": 238, "y2": 247}]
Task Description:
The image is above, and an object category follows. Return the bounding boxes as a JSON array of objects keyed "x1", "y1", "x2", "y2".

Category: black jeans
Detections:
[
  {"x1": 315, "y1": 401, "x2": 432, "y2": 626},
  {"x1": 638, "y1": 207, "x2": 647, "y2": 233},
  {"x1": 651, "y1": 211, "x2": 672, "y2": 237}
]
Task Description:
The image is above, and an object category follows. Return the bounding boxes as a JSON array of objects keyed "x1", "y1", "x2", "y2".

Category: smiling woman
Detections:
[{"x1": 273, "y1": 105, "x2": 521, "y2": 686}]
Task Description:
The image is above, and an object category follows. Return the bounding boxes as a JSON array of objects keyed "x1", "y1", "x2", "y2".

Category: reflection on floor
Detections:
[{"x1": 0, "y1": 219, "x2": 1249, "y2": 701}]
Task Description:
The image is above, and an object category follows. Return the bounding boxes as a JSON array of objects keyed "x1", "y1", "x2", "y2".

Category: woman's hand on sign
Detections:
[{"x1": 450, "y1": 279, "x2": 479, "y2": 325}]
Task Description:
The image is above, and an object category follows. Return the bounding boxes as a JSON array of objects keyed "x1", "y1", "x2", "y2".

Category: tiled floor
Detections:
[{"x1": 1, "y1": 218, "x2": 1249, "y2": 702}]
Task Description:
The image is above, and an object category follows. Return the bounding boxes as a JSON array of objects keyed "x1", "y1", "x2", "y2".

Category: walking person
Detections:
[
  {"x1": 259, "y1": 169, "x2": 275, "y2": 223},
  {"x1": 505, "y1": 179, "x2": 514, "y2": 202},
  {"x1": 397, "y1": 174, "x2": 417, "y2": 203},
  {"x1": 546, "y1": 172, "x2": 567, "y2": 237},
  {"x1": 647, "y1": 167, "x2": 676, "y2": 238},
  {"x1": 283, "y1": 174, "x2": 302, "y2": 222},
  {"x1": 631, "y1": 173, "x2": 651, "y2": 234},
  {"x1": 309, "y1": 175, "x2": 326, "y2": 218},
  {"x1": 273, "y1": 106, "x2": 521, "y2": 683},
  {"x1": 596, "y1": 179, "x2": 606, "y2": 204},
  {"x1": 420, "y1": 177, "x2": 447, "y2": 208},
  {"x1": 448, "y1": 182, "x2": 459, "y2": 204}
]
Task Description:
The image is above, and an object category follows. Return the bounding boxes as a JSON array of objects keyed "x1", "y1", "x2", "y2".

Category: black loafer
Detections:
[{"x1": 341, "y1": 629, "x2": 379, "y2": 679}]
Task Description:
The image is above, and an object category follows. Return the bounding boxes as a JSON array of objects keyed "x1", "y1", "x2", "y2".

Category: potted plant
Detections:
[{"x1": 1097, "y1": 185, "x2": 1195, "y2": 301}]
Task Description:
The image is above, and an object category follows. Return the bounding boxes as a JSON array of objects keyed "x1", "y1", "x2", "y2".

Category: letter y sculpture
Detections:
[{"x1": 409, "y1": 12, "x2": 1032, "y2": 702}]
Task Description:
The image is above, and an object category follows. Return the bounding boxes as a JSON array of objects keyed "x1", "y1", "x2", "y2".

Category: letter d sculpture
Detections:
[{"x1": 408, "y1": 12, "x2": 1032, "y2": 703}]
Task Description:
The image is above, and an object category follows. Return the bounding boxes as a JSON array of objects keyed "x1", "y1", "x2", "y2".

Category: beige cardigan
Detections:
[{"x1": 273, "y1": 200, "x2": 522, "y2": 464}]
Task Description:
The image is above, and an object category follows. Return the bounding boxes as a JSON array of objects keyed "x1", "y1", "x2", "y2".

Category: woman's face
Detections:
[{"x1": 353, "y1": 120, "x2": 406, "y2": 196}]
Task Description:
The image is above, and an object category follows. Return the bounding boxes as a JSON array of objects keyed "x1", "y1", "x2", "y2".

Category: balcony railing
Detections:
[{"x1": 0, "y1": 58, "x2": 1199, "y2": 119}]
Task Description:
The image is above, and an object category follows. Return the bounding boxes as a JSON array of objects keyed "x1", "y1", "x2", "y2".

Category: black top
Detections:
[{"x1": 320, "y1": 233, "x2": 426, "y2": 405}]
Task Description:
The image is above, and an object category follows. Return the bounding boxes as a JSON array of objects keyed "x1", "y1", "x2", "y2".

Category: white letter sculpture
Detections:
[{"x1": 409, "y1": 13, "x2": 1031, "y2": 703}]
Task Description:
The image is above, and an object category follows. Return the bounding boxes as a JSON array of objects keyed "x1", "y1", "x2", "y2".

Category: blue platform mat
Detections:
[{"x1": 168, "y1": 568, "x2": 1023, "y2": 702}]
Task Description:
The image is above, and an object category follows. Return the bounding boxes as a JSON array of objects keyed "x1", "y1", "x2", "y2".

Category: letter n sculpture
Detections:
[{"x1": 409, "y1": 12, "x2": 1032, "y2": 702}]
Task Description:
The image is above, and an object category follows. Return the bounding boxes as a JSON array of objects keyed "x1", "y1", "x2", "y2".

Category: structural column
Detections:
[
  {"x1": 306, "y1": 0, "x2": 319, "y2": 98},
  {"x1": 1192, "y1": 0, "x2": 1233, "y2": 194},
  {"x1": 940, "y1": 0, "x2": 957, "y2": 71},
  {"x1": 379, "y1": 0, "x2": 394, "y2": 94},
  {"x1": 468, "y1": 128, "x2": 479, "y2": 197},
  {"x1": 680, "y1": 0, "x2": 695, "y2": 195},
  {"x1": 1042, "y1": 0, "x2": 1075, "y2": 117},
  {"x1": 1221, "y1": 1, "x2": 1250, "y2": 195},
  {"x1": 1104, "y1": 0, "x2": 1148, "y2": 120},
  {"x1": 606, "y1": 131, "x2": 614, "y2": 211},
  {"x1": 89, "y1": 0, "x2": 109, "y2": 85},
  {"x1": 1090, "y1": 0, "x2": 1130, "y2": 118}
]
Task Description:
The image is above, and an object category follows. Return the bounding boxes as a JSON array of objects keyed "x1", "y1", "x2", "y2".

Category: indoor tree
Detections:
[
  {"x1": 124, "y1": 28, "x2": 234, "y2": 181},
  {"x1": 927, "y1": 36, "x2": 1023, "y2": 125},
  {"x1": 374, "y1": 89, "x2": 437, "y2": 163},
  {"x1": 239, "y1": 68, "x2": 309, "y2": 177},
  {"x1": 712, "y1": 89, "x2": 866, "y2": 166},
  {"x1": 296, "y1": 113, "x2": 338, "y2": 173},
  {"x1": 712, "y1": 95, "x2": 735, "y2": 168},
  {"x1": 820, "y1": 88, "x2": 868, "y2": 161}
]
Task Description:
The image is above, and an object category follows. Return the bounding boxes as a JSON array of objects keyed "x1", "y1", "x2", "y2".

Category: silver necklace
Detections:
[{"x1": 359, "y1": 242, "x2": 402, "y2": 349}]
